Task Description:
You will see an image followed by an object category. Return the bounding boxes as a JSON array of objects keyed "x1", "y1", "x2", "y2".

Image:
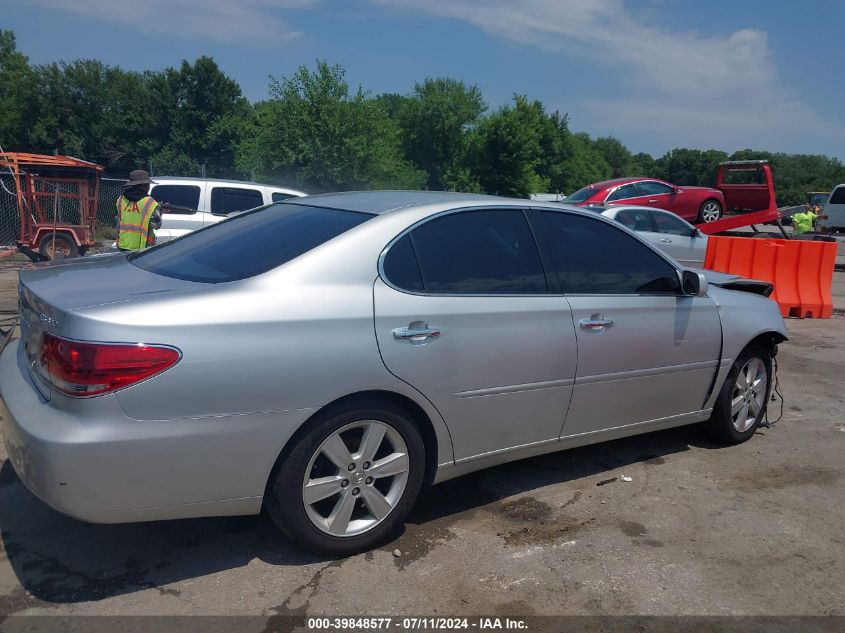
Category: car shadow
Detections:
[{"x1": 0, "y1": 425, "x2": 722, "y2": 605}]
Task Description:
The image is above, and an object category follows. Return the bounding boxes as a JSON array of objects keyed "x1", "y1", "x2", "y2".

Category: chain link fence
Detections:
[{"x1": 0, "y1": 176, "x2": 143, "y2": 248}]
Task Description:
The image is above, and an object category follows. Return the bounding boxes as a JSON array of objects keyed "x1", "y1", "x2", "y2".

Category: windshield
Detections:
[
  {"x1": 563, "y1": 186, "x2": 597, "y2": 204},
  {"x1": 130, "y1": 203, "x2": 373, "y2": 283}
]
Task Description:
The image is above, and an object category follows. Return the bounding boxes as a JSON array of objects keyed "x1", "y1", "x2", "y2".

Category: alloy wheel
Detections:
[
  {"x1": 701, "y1": 202, "x2": 721, "y2": 223},
  {"x1": 730, "y1": 357, "x2": 768, "y2": 433},
  {"x1": 302, "y1": 420, "x2": 409, "y2": 537}
]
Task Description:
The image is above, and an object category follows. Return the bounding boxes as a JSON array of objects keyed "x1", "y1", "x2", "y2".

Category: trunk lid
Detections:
[{"x1": 17, "y1": 253, "x2": 203, "y2": 400}]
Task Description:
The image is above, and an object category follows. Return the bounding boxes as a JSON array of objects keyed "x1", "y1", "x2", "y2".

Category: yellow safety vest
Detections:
[
  {"x1": 792, "y1": 211, "x2": 816, "y2": 234},
  {"x1": 116, "y1": 195, "x2": 158, "y2": 251}
]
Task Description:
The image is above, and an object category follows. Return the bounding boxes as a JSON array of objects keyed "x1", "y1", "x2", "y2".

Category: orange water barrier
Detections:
[{"x1": 704, "y1": 235, "x2": 837, "y2": 318}]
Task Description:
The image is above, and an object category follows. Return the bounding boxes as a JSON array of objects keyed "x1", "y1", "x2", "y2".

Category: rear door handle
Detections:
[
  {"x1": 660, "y1": 237, "x2": 672, "y2": 243},
  {"x1": 392, "y1": 321, "x2": 441, "y2": 345},
  {"x1": 579, "y1": 315, "x2": 614, "y2": 332},
  {"x1": 648, "y1": 199, "x2": 658, "y2": 203}
]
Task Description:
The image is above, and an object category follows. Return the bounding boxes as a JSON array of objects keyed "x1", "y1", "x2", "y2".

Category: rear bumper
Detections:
[{"x1": 0, "y1": 338, "x2": 313, "y2": 523}]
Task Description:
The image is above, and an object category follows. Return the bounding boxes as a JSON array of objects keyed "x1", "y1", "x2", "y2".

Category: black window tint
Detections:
[
  {"x1": 410, "y1": 210, "x2": 547, "y2": 294},
  {"x1": 211, "y1": 187, "x2": 264, "y2": 215},
  {"x1": 652, "y1": 212, "x2": 690, "y2": 235},
  {"x1": 563, "y1": 186, "x2": 597, "y2": 204},
  {"x1": 829, "y1": 187, "x2": 845, "y2": 204},
  {"x1": 614, "y1": 209, "x2": 654, "y2": 232},
  {"x1": 150, "y1": 185, "x2": 200, "y2": 213},
  {"x1": 383, "y1": 234, "x2": 424, "y2": 292},
  {"x1": 537, "y1": 212, "x2": 680, "y2": 294},
  {"x1": 606, "y1": 184, "x2": 639, "y2": 202},
  {"x1": 272, "y1": 192, "x2": 297, "y2": 202},
  {"x1": 636, "y1": 181, "x2": 674, "y2": 196},
  {"x1": 130, "y1": 203, "x2": 371, "y2": 283}
]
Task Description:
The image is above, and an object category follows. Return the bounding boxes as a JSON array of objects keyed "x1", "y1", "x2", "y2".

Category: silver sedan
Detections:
[
  {"x1": 597, "y1": 204, "x2": 709, "y2": 267},
  {"x1": 0, "y1": 192, "x2": 787, "y2": 554}
]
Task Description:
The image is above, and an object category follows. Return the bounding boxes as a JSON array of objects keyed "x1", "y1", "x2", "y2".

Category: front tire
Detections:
[
  {"x1": 265, "y1": 401, "x2": 425, "y2": 555},
  {"x1": 706, "y1": 345, "x2": 771, "y2": 444},
  {"x1": 698, "y1": 199, "x2": 722, "y2": 223}
]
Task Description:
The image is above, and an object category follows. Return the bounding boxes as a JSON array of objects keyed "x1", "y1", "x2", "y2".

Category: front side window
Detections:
[
  {"x1": 386, "y1": 209, "x2": 547, "y2": 294},
  {"x1": 636, "y1": 181, "x2": 674, "y2": 196},
  {"x1": 606, "y1": 184, "x2": 639, "y2": 202},
  {"x1": 131, "y1": 203, "x2": 372, "y2": 283},
  {"x1": 652, "y1": 212, "x2": 691, "y2": 236},
  {"x1": 536, "y1": 211, "x2": 681, "y2": 294},
  {"x1": 150, "y1": 185, "x2": 200, "y2": 213},
  {"x1": 211, "y1": 187, "x2": 264, "y2": 215}
]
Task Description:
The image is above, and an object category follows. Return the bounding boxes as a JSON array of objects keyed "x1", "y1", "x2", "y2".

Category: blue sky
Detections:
[{"x1": 6, "y1": 0, "x2": 845, "y2": 160}]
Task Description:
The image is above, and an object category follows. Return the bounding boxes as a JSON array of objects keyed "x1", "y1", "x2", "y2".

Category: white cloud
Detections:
[
  {"x1": 371, "y1": 0, "x2": 845, "y2": 156},
  {"x1": 25, "y1": 0, "x2": 316, "y2": 43}
]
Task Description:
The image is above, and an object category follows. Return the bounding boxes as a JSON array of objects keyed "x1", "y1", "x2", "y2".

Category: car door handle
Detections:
[
  {"x1": 392, "y1": 322, "x2": 441, "y2": 344},
  {"x1": 579, "y1": 316, "x2": 614, "y2": 332},
  {"x1": 660, "y1": 237, "x2": 672, "y2": 243},
  {"x1": 648, "y1": 199, "x2": 658, "y2": 203}
]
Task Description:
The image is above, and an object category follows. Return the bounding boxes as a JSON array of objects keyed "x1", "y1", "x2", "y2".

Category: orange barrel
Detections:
[{"x1": 704, "y1": 235, "x2": 837, "y2": 318}]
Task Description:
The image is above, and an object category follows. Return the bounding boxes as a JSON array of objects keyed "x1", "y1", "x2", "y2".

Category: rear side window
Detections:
[
  {"x1": 391, "y1": 209, "x2": 547, "y2": 294},
  {"x1": 537, "y1": 211, "x2": 680, "y2": 294},
  {"x1": 382, "y1": 234, "x2": 424, "y2": 292},
  {"x1": 613, "y1": 209, "x2": 654, "y2": 232},
  {"x1": 211, "y1": 187, "x2": 264, "y2": 215},
  {"x1": 150, "y1": 185, "x2": 200, "y2": 213},
  {"x1": 830, "y1": 187, "x2": 845, "y2": 205},
  {"x1": 131, "y1": 203, "x2": 371, "y2": 283}
]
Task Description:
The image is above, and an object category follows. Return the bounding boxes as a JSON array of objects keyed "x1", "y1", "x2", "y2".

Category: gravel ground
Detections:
[{"x1": 0, "y1": 263, "x2": 843, "y2": 621}]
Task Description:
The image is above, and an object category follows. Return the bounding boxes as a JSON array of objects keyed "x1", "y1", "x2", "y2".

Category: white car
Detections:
[
  {"x1": 598, "y1": 205, "x2": 708, "y2": 267},
  {"x1": 151, "y1": 177, "x2": 306, "y2": 243}
]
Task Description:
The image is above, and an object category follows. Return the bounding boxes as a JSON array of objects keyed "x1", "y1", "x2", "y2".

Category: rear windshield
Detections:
[
  {"x1": 130, "y1": 203, "x2": 372, "y2": 283},
  {"x1": 829, "y1": 187, "x2": 845, "y2": 205},
  {"x1": 563, "y1": 186, "x2": 596, "y2": 204}
]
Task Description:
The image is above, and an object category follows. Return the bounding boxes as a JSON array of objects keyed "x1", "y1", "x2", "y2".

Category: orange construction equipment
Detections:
[
  {"x1": 704, "y1": 235, "x2": 837, "y2": 318},
  {"x1": 0, "y1": 152, "x2": 103, "y2": 260}
]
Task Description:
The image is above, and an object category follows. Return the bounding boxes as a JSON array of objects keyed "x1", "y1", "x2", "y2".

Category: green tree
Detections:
[
  {"x1": 557, "y1": 132, "x2": 612, "y2": 193},
  {"x1": 473, "y1": 95, "x2": 551, "y2": 197},
  {"x1": 0, "y1": 30, "x2": 39, "y2": 152},
  {"x1": 238, "y1": 61, "x2": 424, "y2": 191},
  {"x1": 593, "y1": 136, "x2": 632, "y2": 178},
  {"x1": 654, "y1": 148, "x2": 728, "y2": 186},
  {"x1": 625, "y1": 152, "x2": 658, "y2": 178},
  {"x1": 397, "y1": 77, "x2": 485, "y2": 190}
]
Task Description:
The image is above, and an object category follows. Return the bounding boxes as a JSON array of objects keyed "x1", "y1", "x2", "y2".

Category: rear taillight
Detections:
[{"x1": 40, "y1": 333, "x2": 180, "y2": 397}]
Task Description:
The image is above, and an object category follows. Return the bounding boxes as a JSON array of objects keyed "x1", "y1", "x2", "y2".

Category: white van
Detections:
[
  {"x1": 819, "y1": 184, "x2": 845, "y2": 232},
  {"x1": 151, "y1": 177, "x2": 306, "y2": 242}
]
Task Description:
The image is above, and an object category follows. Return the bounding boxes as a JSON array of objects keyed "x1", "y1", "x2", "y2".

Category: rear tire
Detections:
[
  {"x1": 705, "y1": 344, "x2": 772, "y2": 444},
  {"x1": 698, "y1": 200, "x2": 722, "y2": 223},
  {"x1": 265, "y1": 401, "x2": 425, "y2": 555},
  {"x1": 38, "y1": 233, "x2": 79, "y2": 260}
]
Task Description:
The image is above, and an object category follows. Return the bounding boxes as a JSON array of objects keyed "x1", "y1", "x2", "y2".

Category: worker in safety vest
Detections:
[
  {"x1": 116, "y1": 169, "x2": 163, "y2": 251},
  {"x1": 791, "y1": 208, "x2": 818, "y2": 234}
]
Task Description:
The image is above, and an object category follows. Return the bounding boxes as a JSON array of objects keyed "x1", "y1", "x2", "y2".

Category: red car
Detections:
[{"x1": 564, "y1": 177, "x2": 725, "y2": 224}]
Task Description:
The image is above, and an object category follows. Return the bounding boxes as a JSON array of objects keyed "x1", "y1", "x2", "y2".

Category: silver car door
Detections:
[
  {"x1": 373, "y1": 208, "x2": 577, "y2": 461},
  {"x1": 533, "y1": 209, "x2": 721, "y2": 438},
  {"x1": 649, "y1": 210, "x2": 706, "y2": 267}
]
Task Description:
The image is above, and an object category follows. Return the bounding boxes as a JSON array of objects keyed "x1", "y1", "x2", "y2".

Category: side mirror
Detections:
[
  {"x1": 673, "y1": 187, "x2": 683, "y2": 194},
  {"x1": 682, "y1": 270, "x2": 708, "y2": 297},
  {"x1": 690, "y1": 227, "x2": 700, "y2": 238}
]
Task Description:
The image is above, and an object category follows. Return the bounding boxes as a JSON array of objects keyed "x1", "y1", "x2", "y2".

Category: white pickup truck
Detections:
[{"x1": 150, "y1": 177, "x2": 306, "y2": 242}]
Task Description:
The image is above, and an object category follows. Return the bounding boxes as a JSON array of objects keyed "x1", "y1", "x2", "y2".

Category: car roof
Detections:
[
  {"x1": 292, "y1": 190, "x2": 525, "y2": 215},
  {"x1": 152, "y1": 176, "x2": 304, "y2": 192},
  {"x1": 583, "y1": 177, "x2": 654, "y2": 190}
]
